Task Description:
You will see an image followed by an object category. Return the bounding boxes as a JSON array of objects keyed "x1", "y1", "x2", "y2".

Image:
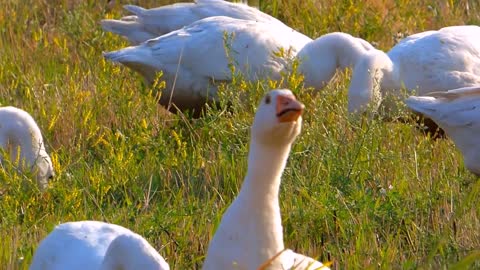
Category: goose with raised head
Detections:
[
  {"x1": 103, "y1": 16, "x2": 312, "y2": 116},
  {"x1": 346, "y1": 25, "x2": 480, "y2": 114},
  {"x1": 406, "y1": 86, "x2": 480, "y2": 176},
  {"x1": 101, "y1": 0, "x2": 293, "y2": 45},
  {"x1": 202, "y1": 89, "x2": 329, "y2": 270},
  {"x1": 0, "y1": 106, "x2": 54, "y2": 189},
  {"x1": 29, "y1": 220, "x2": 170, "y2": 270}
]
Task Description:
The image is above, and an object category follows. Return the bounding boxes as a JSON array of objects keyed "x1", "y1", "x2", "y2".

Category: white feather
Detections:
[
  {"x1": 101, "y1": 0, "x2": 292, "y2": 45},
  {"x1": 406, "y1": 86, "x2": 480, "y2": 175}
]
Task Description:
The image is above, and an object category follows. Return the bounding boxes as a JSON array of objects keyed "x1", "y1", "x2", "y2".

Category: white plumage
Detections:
[
  {"x1": 29, "y1": 220, "x2": 170, "y2": 270},
  {"x1": 296, "y1": 32, "x2": 375, "y2": 89},
  {"x1": 347, "y1": 25, "x2": 480, "y2": 113},
  {"x1": 101, "y1": 2, "x2": 377, "y2": 110},
  {"x1": 103, "y1": 21, "x2": 378, "y2": 116},
  {"x1": 103, "y1": 16, "x2": 312, "y2": 115},
  {"x1": 101, "y1": 0, "x2": 290, "y2": 45},
  {"x1": 0, "y1": 106, "x2": 54, "y2": 189},
  {"x1": 406, "y1": 86, "x2": 480, "y2": 176},
  {"x1": 202, "y1": 89, "x2": 329, "y2": 270}
]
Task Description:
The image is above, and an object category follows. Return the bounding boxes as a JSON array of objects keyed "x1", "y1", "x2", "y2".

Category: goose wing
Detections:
[
  {"x1": 276, "y1": 249, "x2": 330, "y2": 270},
  {"x1": 101, "y1": 0, "x2": 288, "y2": 44},
  {"x1": 406, "y1": 86, "x2": 480, "y2": 128}
]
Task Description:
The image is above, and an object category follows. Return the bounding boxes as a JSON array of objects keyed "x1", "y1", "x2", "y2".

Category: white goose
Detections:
[
  {"x1": 346, "y1": 25, "x2": 480, "y2": 113},
  {"x1": 0, "y1": 106, "x2": 54, "y2": 189},
  {"x1": 202, "y1": 89, "x2": 330, "y2": 270},
  {"x1": 103, "y1": 16, "x2": 313, "y2": 116},
  {"x1": 103, "y1": 19, "x2": 378, "y2": 115},
  {"x1": 101, "y1": 0, "x2": 291, "y2": 45},
  {"x1": 406, "y1": 86, "x2": 480, "y2": 176},
  {"x1": 29, "y1": 220, "x2": 170, "y2": 270}
]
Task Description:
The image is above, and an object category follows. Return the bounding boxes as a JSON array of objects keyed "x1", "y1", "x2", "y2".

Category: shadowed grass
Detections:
[{"x1": 0, "y1": 0, "x2": 479, "y2": 269}]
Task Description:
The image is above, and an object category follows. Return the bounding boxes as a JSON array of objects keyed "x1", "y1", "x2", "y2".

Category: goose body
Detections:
[
  {"x1": 0, "y1": 106, "x2": 54, "y2": 189},
  {"x1": 103, "y1": 16, "x2": 312, "y2": 115},
  {"x1": 29, "y1": 221, "x2": 170, "y2": 270},
  {"x1": 101, "y1": 0, "x2": 290, "y2": 45},
  {"x1": 406, "y1": 86, "x2": 480, "y2": 176},
  {"x1": 202, "y1": 89, "x2": 329, "y2": 270},
  {"x1": 347, "y1": 25, "x2": 480, "y2": 113}
]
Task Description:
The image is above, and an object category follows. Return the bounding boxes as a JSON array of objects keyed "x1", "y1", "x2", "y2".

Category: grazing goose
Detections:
[
  {"x1": 346, "y1": 25, "x2": 480, "y2": 114},
  {"x1": 103, "y1": 20, "x2": 377, "y2": 115},
  {"x1": 101, "y1": 0, "x2": 292, "y2": 45},
  {"x1": 29, "y1": 221, "x2": 170, "y2": 270},
  {"x1": 103, "y1": 16, "x2": 312, "y2": 116},
  {"x1": 0, "y1": 106, "x2": 54, "y2": 189},
  {"x1": 202, "y1": 89, "x2": 330, "y2": 270},
  {"x1": 406, "y1": 86, "x2": 480, "y2": 176}
]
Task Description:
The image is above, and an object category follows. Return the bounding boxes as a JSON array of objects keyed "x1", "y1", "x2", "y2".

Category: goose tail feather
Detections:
[{"x1": 405, "y1": 96, "x2": 438, "y2": 116}]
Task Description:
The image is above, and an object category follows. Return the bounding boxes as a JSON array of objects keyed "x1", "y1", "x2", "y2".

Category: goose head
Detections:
[
  {"x1": 8, "y1": 130, "x2": 55, "y2": 189},
  {"x1": 100, "y1": 233, "x2": 170, "y2": 270},
  {"x1": 33, "y1": 151, "x2": 55, "y2": 188},
  {"x1": 252, "y1": 89, "x2": 304, "y2": 146}
]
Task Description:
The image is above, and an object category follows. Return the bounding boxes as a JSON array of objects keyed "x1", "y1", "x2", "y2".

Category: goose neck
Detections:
[
  {"x1": 298, "y1": 33, "x2": 371, "y2": 90},
  {"x1": 332, "y1": 35, "x2": 371, "y2": 69},
  {"x1": 240, "y1": 140, "x2": 292, "y2": 204}
]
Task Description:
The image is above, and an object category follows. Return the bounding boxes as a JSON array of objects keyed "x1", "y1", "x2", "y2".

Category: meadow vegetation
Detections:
[{"x1": 0, "y1": 0, "x2": 479, "y2": 269}]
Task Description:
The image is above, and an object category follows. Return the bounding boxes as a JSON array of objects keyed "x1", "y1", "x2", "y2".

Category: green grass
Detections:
[{"x1": 1, "y1": 0, "x2": 480, "y2": 269}]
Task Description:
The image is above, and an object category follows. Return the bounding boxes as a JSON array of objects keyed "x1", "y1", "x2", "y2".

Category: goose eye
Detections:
[{"x1": 265, "y1": 95, "x2": 271, "y2": 104}]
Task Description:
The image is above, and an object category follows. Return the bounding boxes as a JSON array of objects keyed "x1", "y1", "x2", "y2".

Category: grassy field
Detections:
[{"x1": 1, "y1": 0, "x2": 480, "y2": 269}]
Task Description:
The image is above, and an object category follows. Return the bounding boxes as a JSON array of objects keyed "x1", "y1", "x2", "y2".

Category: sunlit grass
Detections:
[{"x1": 0, "y1": 0, "x2": 479, "y2": 269}]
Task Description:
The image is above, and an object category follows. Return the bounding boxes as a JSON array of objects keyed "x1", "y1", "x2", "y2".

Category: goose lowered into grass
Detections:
[
  {"x1": 101, "y1": 0, "x2": 296, "y2": 45},
  {"x1": 29, "y1": 221, "x2": 170, "y2": 270},
  {"x1": 0, "y1": 106, "x2": 54, "y2": 189},
  {"x1": 103, "y1": 18, "x2": 375, "y2": 116},
  {"x1": 345, "y1": 25, "x2": 480, "y2": 114},
  {"x1": 406, "y1": 86, "x2": 480, "y2": 176},
  {"x1": 202, "y1": 89, "x2": 330, "y2": 270},
  {"x1": 103, "y1": 16, "x2": 312, "y2": 116}
]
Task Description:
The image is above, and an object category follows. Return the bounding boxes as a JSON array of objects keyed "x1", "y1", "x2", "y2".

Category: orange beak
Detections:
[{"x1": 276, "y1": 94, "x2": 304, "y2": 123}]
